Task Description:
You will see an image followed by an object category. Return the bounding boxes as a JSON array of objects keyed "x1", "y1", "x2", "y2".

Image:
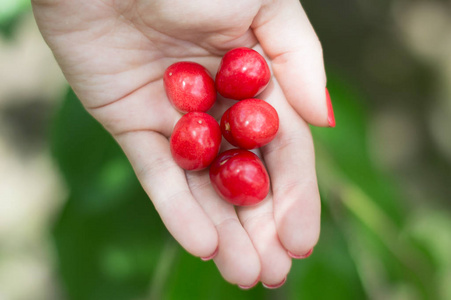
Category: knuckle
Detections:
[{"x1": 138, "y1": 155, "x2": 176, "y2": 182}]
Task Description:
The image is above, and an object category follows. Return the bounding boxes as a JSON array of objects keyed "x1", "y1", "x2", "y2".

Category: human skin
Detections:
[{"x1": 32, "y1": 0, "x2": 330, "y2": 288}]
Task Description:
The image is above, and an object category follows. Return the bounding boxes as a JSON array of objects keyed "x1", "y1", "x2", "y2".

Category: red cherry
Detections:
[
  {"x1": 209, "y1": 149, "x2": 270, "y2": 206},
  {"x1": 170, "y1": 112, "x2": 222, "y2": 171},
  {"x1": 221, "y1": 98, "x2": 279, "y2": 149},
  {"x1": 164, "y1": 62, "x2": 216, "y2": 112},
  {"x1": 215, "y1": 47, "x2": 271, "y2": 100}
]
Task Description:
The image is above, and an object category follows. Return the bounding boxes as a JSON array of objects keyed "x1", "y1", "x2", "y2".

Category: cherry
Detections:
[
  {"x1": 215, "y1": 47, "x2": 271, "y2": 100},
  {"x1": 164, "y1": 62, "x2": 216, "y2": 112},
  {"x1": 221, "y1": 98, "x2": 279, "y2": 149},
  {"x1": 170, "y1": 112, "x2": 222, "y2": 171},
  {"x1": 209, "y1": 149, "x2": 270, "y2": 206}
]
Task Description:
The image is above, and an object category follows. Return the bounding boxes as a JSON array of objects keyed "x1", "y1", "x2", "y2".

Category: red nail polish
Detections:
[
  {"x1": 200, "y1": 247, "x2": 218, "y2": 261},
  {"x1": 262, "y1": 277, "x2": 286, "y2": 289},
  {"x1": 238, "y1": 279, "x2": 259, "y2": 290},
  {"x1": 325, "y1": 88, "x2": 336, "y2": 127},
  {"x1": 288, "y1": 248, "x2": 313, "y2": 259}
]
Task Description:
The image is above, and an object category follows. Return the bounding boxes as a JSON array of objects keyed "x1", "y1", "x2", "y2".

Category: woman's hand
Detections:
[{"x1": 32, "y1": 0, "x2": 332, "y2": 288}]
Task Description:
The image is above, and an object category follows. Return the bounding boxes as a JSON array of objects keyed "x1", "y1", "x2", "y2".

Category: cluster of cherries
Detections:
[{"x1": 164, "y1": 47, "x2": 278, "y2": 206}]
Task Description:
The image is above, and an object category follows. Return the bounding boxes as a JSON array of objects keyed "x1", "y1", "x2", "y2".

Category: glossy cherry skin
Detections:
[
  {"x1": 170, "y1": 112, "x2": 222, "y2": 171},
  {"x1": 164, "y1": 62, "x2": 216, "y2": 112},
  {"x1": 215, "y1": 47, "x2": 271, "y2": 100},
  {"x1": 221, "y1": 98, "x2": 279, "y2": 149},
  {"x1": 209, "y1": 149, "x2": 270, "y2": 206}
]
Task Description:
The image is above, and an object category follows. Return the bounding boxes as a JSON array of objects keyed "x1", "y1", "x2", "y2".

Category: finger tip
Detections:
[
  {"x1": 238, "y1": 278, "x2": 260, "y2": 290},
  {"x1": 277, "y1": 217, "x2": 320, "y2": 259},
  {"x1": 257, "y1": 244, "x2": 292, "y2": 287},
  {"x1": 288, "y1": 87, "x2": 336, "y2": 128},
  {"x1": 262, "y1": 276, "x2": 287, "y2": 289},
  {"x1": 200, "y1": 246, "x2": 219, "y2": 261},
  {"x1": 184, "y1": 224, "x2": 219, "y2": 258},
  {"x1": 229, "y1": 267, "x2": 261, "y2": 289},
  {"x1": 288, "y1": 247, "x2": 314, "y2": 259}
]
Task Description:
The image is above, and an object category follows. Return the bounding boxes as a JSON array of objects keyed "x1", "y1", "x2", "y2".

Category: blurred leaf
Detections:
[
  {"x1": 51, "y1": 89, "x2": 168, "y2": 300},
  {"x1": 53, "y1": 190, "x2": 167, "y2": 300},
  {"x1": 51, "y1": 89, "x2": 136, "y2": 213},
  {"x1": 287, "y1": 206, "x2": 366, "y2": 299},
  {"x1": 312, "y1": 75, "x2": 405, "y2": 226},
  {"x1": 0, "y1": 0, "x2": 30, "y2": 37},
  {"x1": 163, "y1": 251, "x2": 267, "y2": 300},
  {"x1": 407, "y1": 210, "x2": 451, "y2": 300},
  {"x1": 313, "y1": 73, "x2": 438, "y2": 299},
  {"x1": 0, "y1": 0, "x2": 29, "y2": 22}
]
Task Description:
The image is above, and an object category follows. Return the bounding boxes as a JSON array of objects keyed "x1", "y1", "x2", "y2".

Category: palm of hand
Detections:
[{"x1": 33, "y1": 0, "x2": 324, "y2": 287}]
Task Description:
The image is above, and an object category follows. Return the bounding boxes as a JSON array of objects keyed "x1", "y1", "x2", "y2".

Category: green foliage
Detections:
[
  {"x1": 313, "y1": 73, "x2": 438, "y2": 299},
  {"x1": 0, "y1": 0, "x2": 30, "y2": 37},
  {"x1": 50, "y1": 76, "x2": 438, "y2": 299},
  {"x1": 52, "y1": 91, "x2": 167, "y2": 299}
]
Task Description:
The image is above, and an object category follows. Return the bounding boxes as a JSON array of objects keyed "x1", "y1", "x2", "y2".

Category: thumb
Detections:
[{"x1": 253, "y1": 0, "x2": 335, "y2": 127}]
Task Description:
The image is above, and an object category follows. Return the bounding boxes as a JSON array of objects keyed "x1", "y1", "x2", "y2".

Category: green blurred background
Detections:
[{"x1": 1, "y1": 0, "x2": 451, "y2": 299}]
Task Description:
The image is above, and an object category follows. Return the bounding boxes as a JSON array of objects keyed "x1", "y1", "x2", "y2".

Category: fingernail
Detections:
[
  {"x1": 262, "y1": 277, "x2": 286, "y2": 289},
  {"x1": 288, "y1": 248, "x2": 313, "y2": 259},
  {"x1": 325, "y1": 88, "x2": 336, "y2": 127},
  {"x1": 200, "y1": 247, "x2": 218, "y2": 261},
  {"x1": 238, "y1": 279, "x2": 259, "y2": 290}
]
